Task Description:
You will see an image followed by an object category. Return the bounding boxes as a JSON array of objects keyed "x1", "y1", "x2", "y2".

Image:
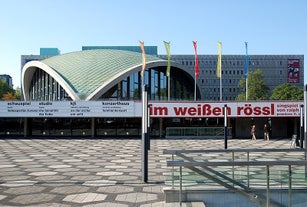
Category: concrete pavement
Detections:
[{"x1": 0, "y1": 137, "x2": 297, "y2": 206}]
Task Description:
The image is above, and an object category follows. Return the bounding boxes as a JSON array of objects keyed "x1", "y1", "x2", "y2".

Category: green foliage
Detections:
[
  {"x1": 0, "y1": 79, "x2": 20, "y2": 100},
  {"x1": 14, "y1": 87, "x2": 21, "y2": 100},
  {"x1": 236, "y1": 93, "x2": 247, "y2": 101},
  {"x1": 271, "y1": 83, "x2": 303, "y2": 100},
  {"x1": 0, "y1": 79, "x2": 14, "y2": 97},
  {"x1": 236, "y1": 69, "x2": 269, "y2": 100}
]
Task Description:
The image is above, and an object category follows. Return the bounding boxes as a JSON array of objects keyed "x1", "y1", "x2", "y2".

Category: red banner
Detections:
[
  {"x1": 144, "y1": 101, "x2": 303, "y2": 118},
  {"x1": 192, "y1": 41, "x2": 199, "y2": 78},
  {"x1": 287, "y1": 59, "x2": 300, "y2": 83}
]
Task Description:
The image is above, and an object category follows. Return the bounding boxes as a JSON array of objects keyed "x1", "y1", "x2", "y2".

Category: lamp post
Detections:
[{"x1": 142, "y1": 84, "x2": 148, "y2": 183}]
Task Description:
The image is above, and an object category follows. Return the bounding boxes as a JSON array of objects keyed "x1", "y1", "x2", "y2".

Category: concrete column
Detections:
[{"x1": 91, "y1": 117, "x2": 96, "y2": 138}]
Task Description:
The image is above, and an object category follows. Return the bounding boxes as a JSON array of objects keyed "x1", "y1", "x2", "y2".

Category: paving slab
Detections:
[{"x1": 0, "y1": 138, "x2": 297, "y2": 206}]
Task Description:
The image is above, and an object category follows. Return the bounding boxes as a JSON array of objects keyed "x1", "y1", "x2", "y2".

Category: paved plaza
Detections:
[{"x1": 0, "y1": 137, "x2": 297, "y2": 206}]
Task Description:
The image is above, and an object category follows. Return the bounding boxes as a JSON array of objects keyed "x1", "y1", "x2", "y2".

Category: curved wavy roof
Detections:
[{"x1": 22, "y1": 49, "x2": 171, "y2": 100}]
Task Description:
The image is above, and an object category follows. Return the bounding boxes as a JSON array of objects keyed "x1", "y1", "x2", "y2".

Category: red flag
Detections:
[{"x1": 192, "y1": 41, "x2": 199, "y2": 78}]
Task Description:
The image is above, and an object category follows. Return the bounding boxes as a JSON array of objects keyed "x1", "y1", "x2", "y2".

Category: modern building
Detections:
[
  {"x1": 0, "y1": 74, "x2": 13, "y2": 87},
  {"x1": 21, "y1": 48, "x2": 60, "y2": 66},
  {"x1": 159, "y1": 54, "x2": 304, "y2": 101},
  {"x1": 0, "y1": 46, "x2": 301, "y2": 139},
  {"x1": 21, "y1": 46, "x2": 304, "y2": 102},
  {"x1": 21, "y1": 48, "x2": 196, "y2": 101}
]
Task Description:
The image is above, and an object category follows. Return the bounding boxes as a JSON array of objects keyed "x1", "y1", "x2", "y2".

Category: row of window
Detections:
[
  {"x1": 200, "y1": 78, "x2": 241, "y2": 85},
  {"x1": 118, "y1": 68, "x2": 195, "y2": 101},
  {"x1": 195, "y1": 68, "x2": 284, "y2": 77},
  {"x1": 179, "y1": 59, "x2": 285, "y2": 67},
  {"x1": 203, "y1": 87, "x2": 240, "y2": 93},
  {"x1": 29, "y1": 69, "x2": 69, "y2": 101},
  {"x1": 200, "y1": 69, "x2": 244, "y2": 76},
  {"x1": 209, "y1": 96, "x2": 236, "y2": 101}
]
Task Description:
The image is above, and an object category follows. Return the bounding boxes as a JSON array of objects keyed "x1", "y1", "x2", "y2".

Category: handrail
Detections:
[
  {"x1": 163, "y1": 148, "x2": 307, "y2": 154},
  {"x1": 167, "y1": 160, "x2": 307, "y2": 167},
  {"x1": 165, "y1": 148, "x2": 307, "y2": 207},
  {"x1": 165, "y1": 126, "x2": 232, "y2": 138}
]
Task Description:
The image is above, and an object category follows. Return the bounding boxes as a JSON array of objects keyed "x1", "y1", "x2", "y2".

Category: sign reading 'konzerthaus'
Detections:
[{"x1": 0, "y1": 101, "x2": 134, "y2": 117}]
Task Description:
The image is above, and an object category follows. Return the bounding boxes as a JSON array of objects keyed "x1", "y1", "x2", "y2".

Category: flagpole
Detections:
[
  {"x1": 217, "y1": 41, "x2": 222, "y2": 101},
  {"x1": 194, "y1": 75, "x2": 197, "y2": 101},
  {"x1": 244, "y1": 42, "x2": 249, "y2": 101},
  {"x1": 163, "y1": 41, "x2": 171, "y2": 101},
  {"x1": 246, "y1": 77, "x2": 248, "y2": 101},
  {"x1": 220, "y1": 74, "x2": 222, "y2": 101},
  {"x1": 192, "y1": 41, "x2": 199, "y2": 101},
  {"x1": 168, "y1": 77, "x2": 170, "y2": 101}
]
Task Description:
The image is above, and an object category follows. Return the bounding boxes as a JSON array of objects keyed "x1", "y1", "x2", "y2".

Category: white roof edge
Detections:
[{"x1": 22, "y1": 61, "x2": 80, "y2": 101}]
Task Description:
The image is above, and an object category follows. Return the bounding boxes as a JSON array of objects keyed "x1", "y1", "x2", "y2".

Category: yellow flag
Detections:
[
  {"x1": 163, "y1": 41, "x2": 171, "y2": 77},
  {"x1": 139, "y1": 41, "x2": 146, "y2": 77},
  {"x1": 217, "y1": 41, "x2": 222, "y2": 78}
]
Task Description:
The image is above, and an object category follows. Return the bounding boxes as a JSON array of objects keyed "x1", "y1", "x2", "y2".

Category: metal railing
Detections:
[
  {"x1": 164, "y1": 148, "x2": 307, "y2": 207},
  {"x1": 166, "y1": 127, "x2": 232, "y2": 138}
]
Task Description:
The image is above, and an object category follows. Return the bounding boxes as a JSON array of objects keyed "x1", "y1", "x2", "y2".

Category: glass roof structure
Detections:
[{"x1": 22, "y1": 49, "x2": 195, "y2": 101}]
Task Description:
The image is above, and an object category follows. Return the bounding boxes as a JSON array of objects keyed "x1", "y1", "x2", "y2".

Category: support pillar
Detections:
[{"x1": 91, "y1": 117, "x2": 96, "y2": 138}]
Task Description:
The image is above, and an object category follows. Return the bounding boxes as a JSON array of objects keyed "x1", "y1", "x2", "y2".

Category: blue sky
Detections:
[{"x1": 0, "y1": 0, "x2": 306, "y2": 88}]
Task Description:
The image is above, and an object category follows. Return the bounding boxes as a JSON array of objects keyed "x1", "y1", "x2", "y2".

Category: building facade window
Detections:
[{"x1": 28, "y1": 69, "x2": 70, "y2": 101}]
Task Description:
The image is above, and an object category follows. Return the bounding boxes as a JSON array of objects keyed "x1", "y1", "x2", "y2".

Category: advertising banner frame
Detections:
[{"x1": 0, "y1": 101, "x2": 303, "y2": 118}]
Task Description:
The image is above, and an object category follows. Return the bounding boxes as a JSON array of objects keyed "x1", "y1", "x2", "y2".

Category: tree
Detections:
[
  {"x1": 14, "y1": 87, "x2": 21, "y2": 100},
  {"x1": 0, "y1": 79, "x2": 21, "y2": 100},
  {"x1": 236, "y1": 69, "x2": 269, "y2": 100},
  {"x1": 271, "y1": 83, "x2": 303, "y2": 100},
  {"x1": 2, "y1": 92, "x2": 17, "y2": 100},
  {"x1": 0, "y1": 79, "x2": 14, "y2": 99}
]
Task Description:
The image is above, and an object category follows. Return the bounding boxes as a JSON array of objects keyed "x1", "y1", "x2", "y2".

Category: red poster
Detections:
[{"x1": 287, "y1": 59, "x2": 300, "y2": 83}]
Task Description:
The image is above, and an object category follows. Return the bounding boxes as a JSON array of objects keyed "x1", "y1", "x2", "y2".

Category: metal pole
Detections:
[
  {"x1": 194, "y1": 76, "x2": 197, "y2": 101},
  {"x1": 172, "y1": 154, "x2": 174, "y2": 189},
  {"x1": 224, "y1": 104, "x2": 228, "y2": 149},
  {"x1": 245, "y1": 42, "x2": 248, "y2": 101},
  {"x1": 304, "y1": 84, "x2": 307, "y2": 149},
  {"x1": 266, "y1": 165, "x2": 270, "y2": 207},
  {"x1": 246, "y1": 77, "x2": 248, "y2": 101},
  {"x1": 168, "y1": 76, "x2": 170, "y2": 101},
  {"x1": 179, "y1": 166, "x2": 182, "y2": 206},
  {"x1": 288, "y1": 165, "x2": 292, "y2": 207},
  {"x1": 247, "y1": 152, "x2": 250, "y2": 188},
  {"x1": 220, "y1": 75, "x2": 222, "y2": 101},
  {"x1": 300, "y1": 104, "x2": 304, "y2": 148},
  {"x1": 232, "y1": 151, "x2": 234, "y2": 184},
  {"x1": 142, "y1": 84, "x2": 148, "y2": 183},
  {"x1": 304, "y1": 85, "x2": 307, "y2": 179},
  {"x1": 147, "y1": 102, "x2": 150, "y2": 150}
]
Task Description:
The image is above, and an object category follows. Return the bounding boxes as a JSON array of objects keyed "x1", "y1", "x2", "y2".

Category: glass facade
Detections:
[
  {"x1": 98, "y1": 66, "x2": 195, "y2": 101},
  {"x1": 28, "y1": 69, "x2": 70, "y2": 101},
  {"x1": 27, "y1": 66, "x2": 196, "y2": 101}
]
